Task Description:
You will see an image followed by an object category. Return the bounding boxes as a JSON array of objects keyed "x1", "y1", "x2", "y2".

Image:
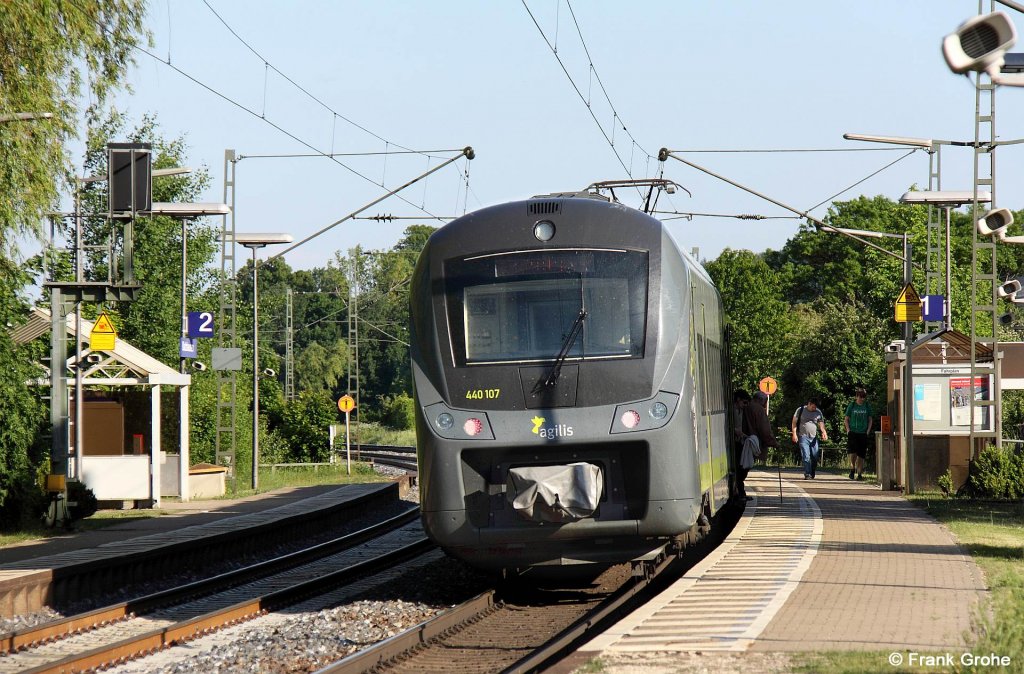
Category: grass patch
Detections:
[
  {"x1": 218, "y1": 460, "x2": 390, "y2": 499},
  {"x1": 913, "y1": 496, "x2": 1024, "y2": 670},
  {"x1": 340, "y1": 421, "x2": 416, "y2": 447}
]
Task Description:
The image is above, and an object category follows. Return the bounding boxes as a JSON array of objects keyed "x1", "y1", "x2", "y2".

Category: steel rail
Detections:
[{"x1": 17, "y1": 534, "x2": 434, "y2": 674}]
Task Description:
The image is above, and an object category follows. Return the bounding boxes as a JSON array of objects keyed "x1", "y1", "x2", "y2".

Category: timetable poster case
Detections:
[
  {"x1": 950, "y1": 376, "x2": 990, "y2": 428},
  {"x1": 908, "y1": 366, "x2": 993, "y2": 433}
]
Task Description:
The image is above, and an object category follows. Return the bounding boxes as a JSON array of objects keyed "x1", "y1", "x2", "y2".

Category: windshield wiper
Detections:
[{"x1": 533, "y1": 308, "x2": 587, "y2": 394}]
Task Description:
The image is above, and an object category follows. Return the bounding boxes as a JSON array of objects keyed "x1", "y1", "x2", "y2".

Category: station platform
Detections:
[
  {"x1": 0, "y1": 483, "x2": 378, "y2": 566},
  {"x1": 0, "y1": 481, "x2": 402, "y2": 617},
  {"x1": 580, "y1": 467, "x2": 988, "y2": 666}
]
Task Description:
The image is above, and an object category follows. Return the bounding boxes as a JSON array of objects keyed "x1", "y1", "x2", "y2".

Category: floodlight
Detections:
[
  {"x1": 943, "y1": 12, "x2": 1017, "y2": 75},
  {"x1": 977, "y1": 207, "x2": 1014, "y2": 236},
  {"x1": 998, "y1": 279, "x2": 1022, "y2": 298},
  {"x1": 191, "y1": 361, "x2": 207, "y2": 371},
  {"x1": 899, "y1": 190, "x2": 989, "y2": 205},
  {"x1": 844, "y1": 133, "x2": 934, "y2": 149},
  {"x1": 262, "y1": 368, "x2": 276, "y2": 378}
]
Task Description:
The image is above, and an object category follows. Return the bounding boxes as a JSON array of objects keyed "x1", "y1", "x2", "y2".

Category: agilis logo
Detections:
[{"x1": 531, "y1": 416, "x2": 574, "y2": 439}]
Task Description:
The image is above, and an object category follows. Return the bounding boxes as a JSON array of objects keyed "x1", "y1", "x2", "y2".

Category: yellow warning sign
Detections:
[
  {"x1": 338, "y1": 395, "x2": 356, "y2": 414},
  {"x1": 895, "y1": 283, "x2": 922, "y2": 323},
  {"x1": 90, "y1": 312, "x2": 117, "y2": 351}
]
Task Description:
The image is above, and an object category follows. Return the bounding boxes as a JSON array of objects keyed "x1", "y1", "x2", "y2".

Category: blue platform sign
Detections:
[
  {"x1": 922, "y1": 295, "x2": 945, "y2": 322},
  {"x1": 187, "y1": 311, "x2": 215, "y2": 338},
  {"x1": 179, "y1": 337, "x2": 198, "y2": 358}
]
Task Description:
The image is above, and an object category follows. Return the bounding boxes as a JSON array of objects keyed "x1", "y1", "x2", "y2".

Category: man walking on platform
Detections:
[
  {"x1": 792, "y1": 397, "x2": 828, "y2": 479},
  {"x1": 845, "y1": 388, "x2": 873, "y2": 480}
]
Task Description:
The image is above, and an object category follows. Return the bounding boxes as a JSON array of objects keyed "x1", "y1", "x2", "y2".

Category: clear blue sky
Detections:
[{"x1": 102, "y1": 1, "x2": 1024, "y2": 271}]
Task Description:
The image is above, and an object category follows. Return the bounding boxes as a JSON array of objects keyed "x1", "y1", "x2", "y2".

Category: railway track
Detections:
[
  {"x1": 319, "y1": 561, "x2": 664, "y2": 673},
  {"x1": 0, "y1": 509, "x2": 430, "y2": 674},
  {"x1": 314, "y1": 499, "x2": 744, "y2": 674},
  {"x1": 356, "y1": 445, "x2": 417, "y2": 473}
]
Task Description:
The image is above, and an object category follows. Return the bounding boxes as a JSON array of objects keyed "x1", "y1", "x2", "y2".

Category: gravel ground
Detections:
[
  {"x1": 0, "y1": 473, "x2": 416, "y2": 635},
  {"x1": 106, "y1": 551, "x2": 492, "y2": 674}
]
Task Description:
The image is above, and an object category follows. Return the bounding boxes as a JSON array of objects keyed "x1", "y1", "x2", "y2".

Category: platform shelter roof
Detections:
[
  {"x1": 910, "y1": 328, "x2": 993, "y2": 364},
  {"x1": 13, "y1": 307, "x2": 190, "y2": 387}
]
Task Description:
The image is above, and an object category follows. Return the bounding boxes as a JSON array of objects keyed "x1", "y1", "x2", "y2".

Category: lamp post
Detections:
[
  {"x1": 235, "y1": 233, "x2": 293, "y2": 491},
  {"x1": 898, "y1": 190, "x2": 991, "y2": 330}
]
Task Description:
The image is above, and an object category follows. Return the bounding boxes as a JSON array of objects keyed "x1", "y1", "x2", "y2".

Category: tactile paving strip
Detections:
[{"x1": 583, "y1": 474, "x2": 822, "y2": 652}]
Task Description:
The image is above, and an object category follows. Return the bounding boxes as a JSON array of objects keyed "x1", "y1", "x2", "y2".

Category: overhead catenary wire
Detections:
[
  {"x1": 521, "y1": 0, "x2": 653, "y2": 181},
  {"x1": 236, "y1": 150, "x2": 466, "y2": 160},
  {"x1": 666, "y1": 147, "x2": 916, "y2": 153},
  {"x1": 63, "y1": 0, "x2": 462, "y2": 227},
  {"x1": 200, "y1": 0, "x2": 422, "y2": 155},
  {"x1": 653, "y1": 210, "x2": 800, "y2": 221},
  {"x1": 804, "y1": 148, "x2": 920, "y2": 212}
]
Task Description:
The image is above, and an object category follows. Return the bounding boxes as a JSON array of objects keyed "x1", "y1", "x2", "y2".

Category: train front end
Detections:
[{"x1": 409, "y1": 195, "x2": 719, "y2": 571}]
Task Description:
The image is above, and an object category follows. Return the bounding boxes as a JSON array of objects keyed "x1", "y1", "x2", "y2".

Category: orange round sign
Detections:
[
  {"x1": 758, "y1": 376, "x2": 778, "y2": 396},
  {"x1": 338, "y1": 395, "x2": 356, "y2": 413}
]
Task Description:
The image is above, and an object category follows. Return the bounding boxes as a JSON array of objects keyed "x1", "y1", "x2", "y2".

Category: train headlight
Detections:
[
  {"x1": 620, "y1": 410, "x2": 640, "y2": 429},
  {"x1": 533, "y1": 220, "x2": 556, "y2": 242},
  {"x1": 650, "y1": 402, "x2": 669, "y2": 420},
  {"x1": 436, "y1": 413, "x2": 454, "y2": 430},
  {"x1": 464, "y1": 418, "x2": 484, "y2": 436}
]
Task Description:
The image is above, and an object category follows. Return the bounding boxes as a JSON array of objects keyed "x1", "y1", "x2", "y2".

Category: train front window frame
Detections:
[{"x1": 445, "y1": 249, "x2": 649, "y2": 367}]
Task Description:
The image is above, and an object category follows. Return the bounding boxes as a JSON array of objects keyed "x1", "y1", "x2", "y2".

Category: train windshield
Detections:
[{"x1": 446, "y1": 249, "x2": 648, "y2": 365}]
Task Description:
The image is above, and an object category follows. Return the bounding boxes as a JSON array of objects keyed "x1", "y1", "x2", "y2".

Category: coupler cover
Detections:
[{"x1": 506, "y1": 462, "x2": 603, "y2": 523}]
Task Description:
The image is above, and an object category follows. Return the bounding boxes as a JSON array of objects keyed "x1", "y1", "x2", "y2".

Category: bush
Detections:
[
  {"x1": 963, "y1": 445, "x2": 1024, "y2": 499},
  {"x1": 937, "y1": 469, "x2": 953, "y2": 498},
  {"x1": 0, "y1": 469, "x2": 48, "y2": 532},
  {"x1": 380, "y1": 393, "x2": 415, "y2": 430},
  {"x1": 67, "y1": 481, "x2": 98, "y2": 521}
]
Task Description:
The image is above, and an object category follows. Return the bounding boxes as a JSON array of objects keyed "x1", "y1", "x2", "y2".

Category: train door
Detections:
[{"x1": 692, "y1": 286, "x2": 713, "y2": 497}]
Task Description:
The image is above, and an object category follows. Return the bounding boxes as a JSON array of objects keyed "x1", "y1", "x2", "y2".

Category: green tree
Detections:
[
  {"x1": 0, "y1": 0, "x2": 145, "y2": 524},
  {"x1": 778, "y1": 297, "x2": 888, "y2": 437},
  {"x1": 277, "y1": 391, "x2": 337, "y2": 463},
  {"x1": 295, "y1": 340, "x2": 349, "y2": 393},
  {"x1": 0, "y1": 270, "x2": 48, "y2": 525},
  {"x1": 704, "y1": 248, "x2": 793, "y2": 393},
  {"x1": 0, "y1": 0, "x2": 146, "y2": 251}
]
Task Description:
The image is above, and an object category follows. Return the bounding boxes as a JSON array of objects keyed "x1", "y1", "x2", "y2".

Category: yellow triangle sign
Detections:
[
  {"x1": 93, "y1": 312, "x2": 116, "y2": 334},
  {"x1": 90, "y1": 312, "x2": 117, "y2": 351},
  {"x1": 895, "y1": 283, "x2": 922, "y2": 323},
  {"x1": 896, "y1": 283, "x2": 921, "y2": 305}
]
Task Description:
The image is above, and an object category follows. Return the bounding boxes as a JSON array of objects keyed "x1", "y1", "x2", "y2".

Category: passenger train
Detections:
[{"x1": 409, "y1": 184, "x2": 734, "y2": 572}]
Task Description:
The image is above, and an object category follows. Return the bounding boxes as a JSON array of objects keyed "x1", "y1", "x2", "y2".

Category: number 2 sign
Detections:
[{"x1": 187, "y1": 311, "x2": 215, "y2": 338}]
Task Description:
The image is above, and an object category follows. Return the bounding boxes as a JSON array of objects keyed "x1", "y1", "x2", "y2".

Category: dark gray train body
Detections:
[{"x1": 409, "y1": 194, "x2": 732, "y2": 571}]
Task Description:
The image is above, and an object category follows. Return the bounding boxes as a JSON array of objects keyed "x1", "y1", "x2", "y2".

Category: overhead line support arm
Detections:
[{"x1": 658, "y1": 148, "x2": 921, "y2": 268}]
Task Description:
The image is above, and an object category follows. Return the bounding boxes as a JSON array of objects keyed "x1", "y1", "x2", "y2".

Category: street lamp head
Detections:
[
  {"x1": 234, "y1": 233, "x2": 293, "y2": 248},
  {"x1": 843, "y1": 133, "x2": 934, "y2": 150},
  {"x1": 943, "y1": 11, "x2": 1017, "y2": 75},
  {"x1": 899, "y1": 190, "x2": 990, "y2": 206},
  {"x1": 977, "y1": 207, "x2": 1014, "y2": 237}
]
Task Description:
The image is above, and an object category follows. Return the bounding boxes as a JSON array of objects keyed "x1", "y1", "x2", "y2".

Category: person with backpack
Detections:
[{"x1": 791, "y1": 397, "x2": 828, "y2": 479}]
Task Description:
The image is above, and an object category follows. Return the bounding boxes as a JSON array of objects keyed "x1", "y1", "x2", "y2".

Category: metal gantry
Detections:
[
  {"x1": 970, "y1": 47, "x2": 1002, "y2": 451},
  {"x1": 216, "y1": 149, "x2": 239, "y2": 482},
  {"x1": 285, "y1": 287, "x2": 295, "y2": 401},
  {"x1": 924, "y1": 145, "x2": 945, "y2": 334}
]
